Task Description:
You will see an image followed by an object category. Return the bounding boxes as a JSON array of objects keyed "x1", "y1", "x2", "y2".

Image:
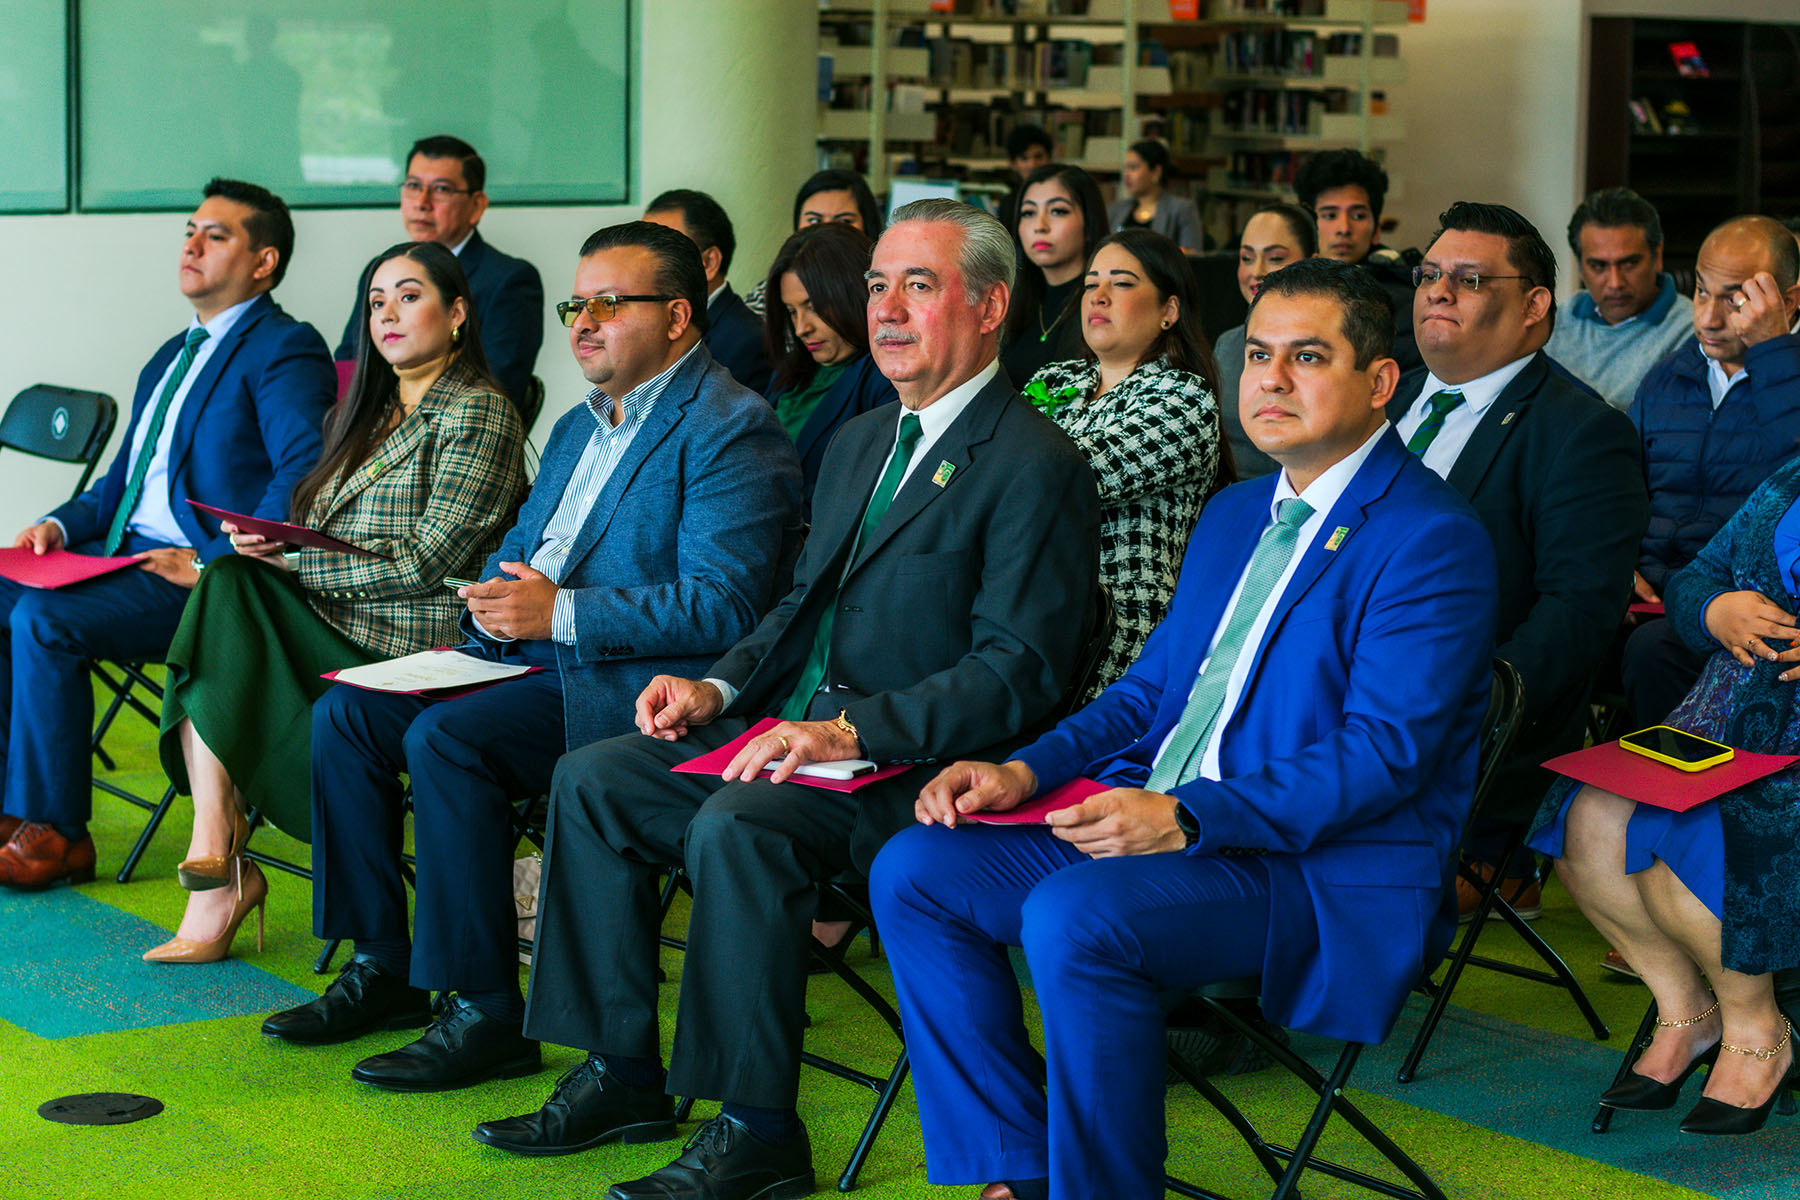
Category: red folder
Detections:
[
  {"x1": 1628, "y1": 601, "x2": 1664, "y2": 616},
  {"x1": 186, "y1": 500, "x2": 390, "y2": 558},
  {"x1": 962, "y1": 777, "x2": 1111, "y2": 825},
  {"x1": 1541, "y1": 740, "x2": 1798, "y2": 813},
  {"x1": 670, "y1": 718, "x2": 916, "y2": 793},
  {"x1": 0, "y1": 546, "x2": 143, "y2": 589}
]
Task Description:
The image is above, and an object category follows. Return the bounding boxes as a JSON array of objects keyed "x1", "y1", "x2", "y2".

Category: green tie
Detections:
[
  {"x1": 105, "y1": 326, "x2": 210, "y2": 554},
  {"x1": 1143, "y1": 497, "x2": 1315, "y2": 793},
  {"x1": 780, "y1": 412, "x2": 925, "y2": 721},
  {"x1": 1405, "y1": 389, "x2": 1464, "y2": 457}
]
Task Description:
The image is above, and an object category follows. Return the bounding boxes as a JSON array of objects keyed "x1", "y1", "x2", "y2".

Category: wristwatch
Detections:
[
  {"x1": 1172, "y1": 799, "x2": 1200, "y2": 849},
  {"x1": 834, "y1": 709, "x2": 862, "y2": 753}
]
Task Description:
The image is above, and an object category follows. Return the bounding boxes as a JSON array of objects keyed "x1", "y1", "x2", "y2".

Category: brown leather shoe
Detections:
[
  {"x1": 0, "y1": 821, "x2": 97, "y2": 889},
  {"x1": 0, "y1": 814, "x2": 20, "y2": 844},
  {"x1": 1455, "y1": 862, "x2": 1542, "y2": 923}
]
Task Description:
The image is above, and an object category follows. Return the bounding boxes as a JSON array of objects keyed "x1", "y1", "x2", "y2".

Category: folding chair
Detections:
[
  {"x1": 1395, "y1": 659, "x2": 1610, "y2": 1083},
  {"x1": 1162, "y1": 658, "x2": 1521, "y2": 1200}
]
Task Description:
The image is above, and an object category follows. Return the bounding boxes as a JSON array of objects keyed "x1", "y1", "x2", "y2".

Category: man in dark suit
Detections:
[
  {"x1": 475, "y1": 199, "x2": 1099, "y2": 1200},
  {"x1": 335, "y1": 136, "x2": 544, "y2": 412},
  {"x1": 0, "y1": 178, "x2": 332, "y2": 887},
  {"x1": 1391, "y1": 201, "x2": 1648, "y2": 910},
  {"x1": 644, "y1": 188, "x2": 772, "y2": 395},
  {"x1": 866, "y1": 259, "x2": 1497, "y2": 1200},
  {"x1": 261, "y1": 223, "x2": 802, "y2": 1093}
]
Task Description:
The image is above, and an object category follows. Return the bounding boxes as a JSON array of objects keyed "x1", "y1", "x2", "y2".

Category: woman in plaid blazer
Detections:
[
  {"x1": 1024, "y1": 229, "x2": 1231, "y2": 697},
  {"x1": 144, "y1": 241, "x2": 527, "y2": 964}
]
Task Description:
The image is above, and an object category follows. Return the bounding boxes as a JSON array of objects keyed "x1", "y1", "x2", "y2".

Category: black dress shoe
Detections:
[
  {"x1": 606, "y1": 1113, "x2": 814, "y2": 1200},
  {"x1": 1599, "y1": 1042, "x2": 1720, "y2": 1111},
  {"x1": 473, "y1": 1056, "x2": 677, "y2": 1156},
  {"x1": 350, "y1": 994, "x2": 541, "y2": 1093},
  {"x1": 261, "y1": 958, "x2": 431, "y2": 1045}
]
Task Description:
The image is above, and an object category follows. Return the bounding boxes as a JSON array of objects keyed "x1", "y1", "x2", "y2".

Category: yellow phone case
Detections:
[{"x1": 1618, "y1": 725, "x2": 1734, "y2": 773}]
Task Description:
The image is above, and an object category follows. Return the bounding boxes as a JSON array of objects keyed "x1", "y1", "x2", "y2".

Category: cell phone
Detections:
[
  {"x1": 443, "y1": 577, "x2": 477, "y2": 592},
  {"x1": 771, "y1": 758, "x2": 878, "y2": 780},
  {"x1": 1618, "y1": 725, "x2": 1734, "y2": 772}
]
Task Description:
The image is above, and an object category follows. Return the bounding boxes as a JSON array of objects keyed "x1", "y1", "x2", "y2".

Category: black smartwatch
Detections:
[{"x1": 1172, "y1": 799, "x2": 1200, "y2": 849}]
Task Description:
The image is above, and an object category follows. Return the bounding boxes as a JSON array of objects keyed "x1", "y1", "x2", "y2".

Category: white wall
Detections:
[{"x1": 0, "y1": 0, "x2": 814, "y2": 532}]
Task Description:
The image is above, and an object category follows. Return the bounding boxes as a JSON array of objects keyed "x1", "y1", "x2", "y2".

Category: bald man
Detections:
[{"x1": 1621, "y1": 215, "x2": 1800, "y2": 727}]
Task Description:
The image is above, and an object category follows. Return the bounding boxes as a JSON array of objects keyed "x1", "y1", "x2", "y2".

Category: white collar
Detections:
[
  {"x1": 447, "y1": 230, "x2": 475, "y2": 257},
  {"x1": 188, "y1": 294, "x2": 259, "y2": 340},
  {"x1": 902, "y1": 356, "x2": 999, "y2": 444},
  {"x1": 707, "y1": 282, "x2": 728, "y2": 309},
  {"x1": 1416, "y1": 352, "x2": 1534, "y2": 419},
  {"x1": 1271, "y1": 422, "x2": 1387, "y2": 517}
]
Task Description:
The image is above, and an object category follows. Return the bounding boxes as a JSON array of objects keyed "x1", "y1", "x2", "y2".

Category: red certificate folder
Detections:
[
  {"x1": 670, "y1": 718, "x2": 916, "y2": 793},
  {"x1": 1541, "y1": 740, "x2": 1799, "y2": 813},
  {"x1": 1628, "y1": 601, "x2": 1665, "y2": 616},
  {"x1": 962, "y1": 777, "x2": 1111, "y2": 825},
  {"x1": 186, "y1": 500, "x2": 390, "y2": 559},
  {"x1": 0, "y1": 546, "x2": 142, "y2": 589}
]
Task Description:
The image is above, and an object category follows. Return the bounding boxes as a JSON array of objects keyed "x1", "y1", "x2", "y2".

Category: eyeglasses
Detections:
[
  {"x1": 555, "y1": 294, "x2": 677, "y2": 326},
  {"x1": 1411, "y1": 265, "x2": 1536, "y2": 292},
  {"x1": 401, "y1": 180, "x2": 475, "y2": 202}
]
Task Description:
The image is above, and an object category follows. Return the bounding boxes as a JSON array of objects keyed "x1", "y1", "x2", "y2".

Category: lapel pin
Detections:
[
  {"x1": 1324, "y1": 526, "x2": 1349, "y2": 552},
  {"x1": 1501, "y1": 411, "x2": 1516, "y2": 425},
  {"x1": 931, "y1": 461, "x2": 956, "y2": 487}
]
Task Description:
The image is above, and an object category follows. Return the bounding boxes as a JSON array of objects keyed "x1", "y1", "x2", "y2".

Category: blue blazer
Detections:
[
  {"x1": 337, "y1": 230, "x2": 545, "y2": 409},
  {"x1": 1012, "y1": 430, "x2": 1498, "y2": 1044},
  {"x1": 50, "y1": 293, "x2": 334, "y2": 562},
  {"x1": 771, "y1": 354, "x2": 898, "y2": 516},
  {"x1": 704, "y1": 284, "x2": 772, "y2": 396},
  {"x1": 461, "y1": 345, "x2": 803, "y2": 752}
]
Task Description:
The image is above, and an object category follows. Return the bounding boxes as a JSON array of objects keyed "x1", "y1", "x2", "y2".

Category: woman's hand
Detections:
[
  {"x1": 1703, "y1": 590, "x2": 1798, "y2": 669},
  {"x1": 220, "y1": 518, "x2": 288, "y2": 561}
]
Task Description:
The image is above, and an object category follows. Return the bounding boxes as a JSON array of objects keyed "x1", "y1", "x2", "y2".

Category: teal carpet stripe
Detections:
[
  {"x1": 0, "y1": 889, "x2": 313, "y2": 1038},
  {"x1": 1304, "y1": 996, "x2": 1800, "y2": 1200}
]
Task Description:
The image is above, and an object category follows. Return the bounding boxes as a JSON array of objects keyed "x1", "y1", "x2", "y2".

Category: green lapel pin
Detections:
[{"x1": 931, "y1": 461, "x2": 956, "y2": 487}]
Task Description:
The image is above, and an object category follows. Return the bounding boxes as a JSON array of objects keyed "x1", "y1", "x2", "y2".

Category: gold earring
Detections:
[
  {"x1": 451, "y1": 324, "x2": 463, "y2": 344},
  {"x1": 1161, "y1": 320, "x2": 1171, "y2": 329}
]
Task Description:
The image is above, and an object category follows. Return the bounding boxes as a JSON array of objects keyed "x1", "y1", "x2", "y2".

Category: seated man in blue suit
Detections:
[
  {"x1": 869, "y1": 259, "x2": 1498, "y2": 1200},
  {"x1": 0, "y1": 177, "x2": 332, "y2": 889},
  {"x1": 644, "y1": 188, "x2": 772, "y2": 395},
  {"x1": 335, "y1": 135, "x2": 545, "y2": 412},
  {"x1": 263, "y1": 222, "x2": 803, "y2": 1096}
]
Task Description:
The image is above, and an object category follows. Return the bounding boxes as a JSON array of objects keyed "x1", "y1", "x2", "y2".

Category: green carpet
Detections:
[{"x1": 0, "y1": 701, "x2": 1788, "y2": 1198}]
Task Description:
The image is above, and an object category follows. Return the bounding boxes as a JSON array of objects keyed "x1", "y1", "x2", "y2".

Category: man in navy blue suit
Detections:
[
  {"x1": 868, "y1": 259, "x2": 1498, "y2": 1200},
  {"x1": 263, "y1": 222, "x2": 802, "y2": 1096},
  {"x1": 0, "y1": 178, "x2": 333, "y2": 888},
  {"x1": 335, "y1": 136, "x2": 545, "y2": 412},
  {"x1": 644, "y1": 188, "x2": 773, "y2": 395}
]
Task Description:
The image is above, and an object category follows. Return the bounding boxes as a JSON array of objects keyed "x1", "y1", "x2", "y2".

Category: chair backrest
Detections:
[
  {"x1": 0, "y1": 384, "x2": 118, "y2": 498},
  {"x1": 1057, "y1": 582, "x2": 1117, "y2": 720},
  {"x1": 1473, "y1": 657, "x2": 1525, "y2": 818},
  {"x1": 519, "y1": 375, "x2": 546, "y2": 433}
]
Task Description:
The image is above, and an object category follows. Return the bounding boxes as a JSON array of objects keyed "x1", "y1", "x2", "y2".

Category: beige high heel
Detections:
[
  {"x1": 176, "y1": 804, "x2": 251, "y2": 891},
  {"x1": 143, "y1": 859, "x2": 268, "y2": 964}
]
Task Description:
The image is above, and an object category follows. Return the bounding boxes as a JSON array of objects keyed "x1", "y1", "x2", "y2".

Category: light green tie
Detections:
[
  {"x1": 105, "y1": 326, "x2": 210, "y2": 554},
  {"x1": 1144, "y1": 496, "x2": 1315, "y2": 793},
  {"x1": 1405, "y1": 389, "x2": 1464, "y2": 457},
  {"x1": 780, "y1": 413, "x2": 925, "y2": 721}
]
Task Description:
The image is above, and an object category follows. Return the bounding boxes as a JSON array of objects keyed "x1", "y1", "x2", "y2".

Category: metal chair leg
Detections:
[
  {"x1": 1592, "y1": 1002, "x2": 1658, "y2": 1134},
  {"x1": 113, "y1": 784, "x2": 176, "y2": 884},
  {"x1": 314, "y1": 938, "x2": 342, "y2": 975}
]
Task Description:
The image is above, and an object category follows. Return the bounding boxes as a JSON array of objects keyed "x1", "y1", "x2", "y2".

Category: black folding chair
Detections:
[
  {"x1": 1163, "y1": 659, "x2": 1523, "y2": 1200},
  {"x1": 1396, "y1": 659, "x2": 1610, "y2": 1083}
]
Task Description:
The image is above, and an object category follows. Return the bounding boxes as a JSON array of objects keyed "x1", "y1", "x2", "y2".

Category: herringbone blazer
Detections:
[{"x1": 295, "y1": 359, "x2": 527, "y2": 658}]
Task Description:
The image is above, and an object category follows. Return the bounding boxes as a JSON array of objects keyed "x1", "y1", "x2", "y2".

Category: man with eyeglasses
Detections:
[
  {"x1": 263, "y1": 221, "x2": 802, "y2": 1094},
  {"x1": 333, "y1": 135, "x2": 545, "y2": 411},
  {"x1": 1390, "y1": 201, "x2": 1648, "y2": 918}
]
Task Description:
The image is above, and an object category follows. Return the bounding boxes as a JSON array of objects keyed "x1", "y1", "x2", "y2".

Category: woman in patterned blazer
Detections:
[
  {"x1": 1024, "y1": 228, "x2": 1231, "y2": 696},
  {"x1": 143, "y1": 241, "x2": 527, "y2": 964}
]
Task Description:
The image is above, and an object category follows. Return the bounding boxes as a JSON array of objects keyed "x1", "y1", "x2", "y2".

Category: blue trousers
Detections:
[
  {"x1": 0, "y1": 534, "x2": 187, "y2": 825},
  {"x1": 309, "y1": 640, "x2": 564, "y2": 994},
  {"x1": 869, "y1": 823, "x2": 1274, "y2": 1200}
]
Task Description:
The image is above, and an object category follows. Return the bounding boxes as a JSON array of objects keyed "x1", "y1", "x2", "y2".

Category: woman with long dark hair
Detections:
[
  {"x1": 744, "y1": 169, "x2": 886, "y2": 315},
  {"x1": 762, "y1": 223, "x2": 898, "y2": 513},
  {"x1": 1023, "y1": 228, "x2": 1230, "y2": 693},
  {"x1": 142, "y1": 241, "x2": 526, "y2": 964},
  {"x1": 1001, "y1": 163, "x2": 1108, "y2": 387}
]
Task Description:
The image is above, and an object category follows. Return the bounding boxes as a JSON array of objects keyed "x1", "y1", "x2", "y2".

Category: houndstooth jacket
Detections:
[
  {"x1": 1026, "y1": 355, "x2": 1221, "y2": 695},
  {"x1": 295, "y1": 359, "x2": 527, "y2": 658}
]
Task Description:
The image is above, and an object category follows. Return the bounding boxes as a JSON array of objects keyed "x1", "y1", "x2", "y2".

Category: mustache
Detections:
[{"x1": 873, "y1": 330, "x2": 917, "y2": 346}]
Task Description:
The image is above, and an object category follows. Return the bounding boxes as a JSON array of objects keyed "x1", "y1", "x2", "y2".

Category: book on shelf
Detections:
[{"x1": 1667, "y1": 40, "x2": 1709, "y2": 78}]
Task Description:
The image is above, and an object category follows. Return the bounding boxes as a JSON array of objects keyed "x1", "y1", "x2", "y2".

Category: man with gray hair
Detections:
[{"x1": 479, "y1": 199, "x2": 1100, "y2": 1200}]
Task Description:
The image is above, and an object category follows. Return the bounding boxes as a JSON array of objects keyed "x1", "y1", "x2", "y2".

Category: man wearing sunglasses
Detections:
[
  {"x1": 265, "y1": 222, "x2": 802, "y2": 1095},
  {"x1": 1389, "y1": 201, "x2": 1647, "y2": 917},
  {"x1": 332, "y1": 135, "x2": 545, "y2": 412}
]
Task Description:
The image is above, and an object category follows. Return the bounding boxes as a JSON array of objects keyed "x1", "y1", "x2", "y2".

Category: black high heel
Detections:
[
  {"x1": 1601, "y1": 1041, "x2": 1721, "y2": 1111},
  {"x1": 1679, "y1": 1019, "x2": 1798, "y2": 1136}
]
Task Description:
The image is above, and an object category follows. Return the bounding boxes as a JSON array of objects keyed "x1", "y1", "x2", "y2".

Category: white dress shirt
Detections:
[
  {"x1": 706, "y1": 356, "x2": 1000, "y2": 712},
  {"x1": 1706, "y1": 356, "x2": 1750, "y2": 409},
  {"x1": 1392, "y1": 354, "x2": 1533, "y2": 480},
  {"x1": 1152, "y1": 423, "x2": 1388, "y2": 782}
]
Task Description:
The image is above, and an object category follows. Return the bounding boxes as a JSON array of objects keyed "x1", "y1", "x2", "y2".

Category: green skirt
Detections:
[{"x1": 158, "y1": 555, "x2": 376, "y2": 843}]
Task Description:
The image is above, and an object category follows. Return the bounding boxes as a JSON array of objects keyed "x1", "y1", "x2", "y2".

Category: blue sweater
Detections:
[
  {"x1": 1547, "y1": 274, "x2": 1693, "y2": 411},
  {"x1": 1630, "y1": 332, "x2": 1800, "y2": 589}
]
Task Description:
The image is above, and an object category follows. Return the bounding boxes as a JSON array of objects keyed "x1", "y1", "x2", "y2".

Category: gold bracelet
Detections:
[
  {"x1": 1721, "y1": 1017, "x2": 1792, "y2": 1062},
  {"x1": 1656, "y1": 998, "x2": 1720, "y2": 1029},
  {"x1": 834, "y1": 709, "x2": 860, "y2": 747}
]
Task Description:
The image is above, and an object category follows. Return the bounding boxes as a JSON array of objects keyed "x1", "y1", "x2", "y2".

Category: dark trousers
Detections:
[
  {"x1": 1620, "y1": 615, "x2": 1708, "y2": 727},
  {"x1": 0, "y1": 534, "x2": 187, "y2": 825},
  {"x1": 869, "y1": 823, "x2": 1273, "y2": 1200},
  {"x1": 310, "y1": 640, "x2": 564, "y2": 994},
  {"x1": 522, "y1": 717, "x2": 915, "y2": 1109}
]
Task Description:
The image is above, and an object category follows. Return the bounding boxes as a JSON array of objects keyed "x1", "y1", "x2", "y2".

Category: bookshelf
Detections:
[{"x1": 1586, "y1": 16, "x2": 1800, "y2": 268}]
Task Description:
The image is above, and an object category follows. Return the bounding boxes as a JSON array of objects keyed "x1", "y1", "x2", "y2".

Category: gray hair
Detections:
[{"x1": 887, "y1": 198, "x2": 1016, "y2": 304}]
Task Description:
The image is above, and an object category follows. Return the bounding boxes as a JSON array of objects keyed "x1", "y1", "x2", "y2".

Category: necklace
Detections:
[{"x1": 1037, "y1": 299, "x2": 1072, "y2": 343}]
